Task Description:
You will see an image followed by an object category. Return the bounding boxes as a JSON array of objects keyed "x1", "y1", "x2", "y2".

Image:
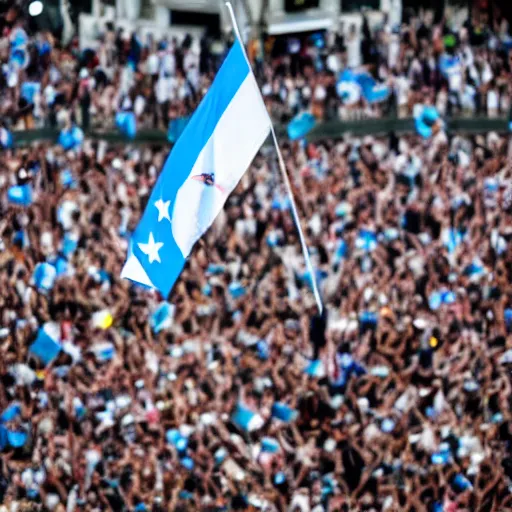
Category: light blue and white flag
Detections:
[
  {"x1": 121, "y1": 40, "x2": 271, "y2": 297},
  {"x1": 29, "y1": 322, "x2": 62, "y2": 365},
  {"x1": 58, "y1": 125, "x2": 84, "y2": 151},
  {"x1": 32, "y1": 262, "x2": 57, "y2": 292},
  {"x1": 287, "y1": 111, "x2": 316, "y2": 141},
  {"x1": 337, "y1": 69, "x2": 390, "y2": 105},
  {"x1": 271, "y1": 402, "x2": 298, "y2": 423},
  {"x1": 7, "y1": 183, "x2": 32, "y2": 206},
  {"x1": 115, "y1": 111, "x2": 137, "y2": 140},
  {"x1": 232, "y1": 403, "x2": 264, "y2": 432}
]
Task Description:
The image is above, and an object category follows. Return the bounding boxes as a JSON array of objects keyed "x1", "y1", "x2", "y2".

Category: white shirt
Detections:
[
  {"x1": 147, "y1": 53, "x2": 159, "y2": 75},
  {"x1": 160, "y1": 51, "x2": 175, "y2": 77},
  {"x1": 487, "y1": 89, "x2": 499, "y2": 112},
  {"x1": 346, "y1": 35, "x2": 361, "y2": 68},
  {"x1": 395, "y1": 75, "x2": 410, "y2": 106}
]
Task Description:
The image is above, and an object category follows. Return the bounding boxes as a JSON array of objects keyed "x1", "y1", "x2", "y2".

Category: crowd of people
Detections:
[
  {"x1": 1, "y1": 110, "x2": 512, "y2": 510},
  {"x1": 2, "y1": 2, "x2": 512, "y2": 512},
  {"x1": 2, "y1": 3, "x2": 512, "y2": 134}
]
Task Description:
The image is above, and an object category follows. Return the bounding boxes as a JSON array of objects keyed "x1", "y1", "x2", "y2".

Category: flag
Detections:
[
  {"x1": 0, "y1": 403, "x2": 21, "y2": 423},
  {"x1": 337, "y1": 69, "x2": 390, "y2": 105},
  {"x1": 115, "y1": 111, "x2": 137, "y2": 140},
  {"x1": 261, "y1": 437, "x2": 280, "y2": 453},
  {"x1": 58, "y1": 125, "x2": 84, "y2": 151},
  {"x1": 231, "y1": 403, "x2": 264, "y2": 432},
  {"x1": 29, "y1": 323, "x2": 62, "y2": 365},
  {"x1": 287, "y1": 112, "x2": 316, "y2": 141},
  {"x1": 414, "y1": 105, "x2": 441, "y2": 139},
  {"x1": 32, "y1": 262, "x2": 57, "y2": 292},
  {"x1": 7, "y1": 184, "x2": 32, "y2": 206},
  {"x1": 121, "y1": 40, "x2": 271, "y2": 297},
  {"x1": 90, "y1": 341, "x2": 116, "y2": 362},
  {"x1": 304, "y1": 359, "x2": 325, "y2": 378},
  {"x1": 150, "y1": 302, "x2": 175, "y2": 333},
  {"x1": 271, "y1": 402, "x2": 298, "y2": 423}
]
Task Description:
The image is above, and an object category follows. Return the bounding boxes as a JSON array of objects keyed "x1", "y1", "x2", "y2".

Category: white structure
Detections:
[{"x1": 79, "y1": 0, "x2": 401, "y2": 50}]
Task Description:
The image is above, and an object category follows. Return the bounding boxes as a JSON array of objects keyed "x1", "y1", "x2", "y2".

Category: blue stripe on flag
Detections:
[{"x1": 128, "y1": 40, "x2": 252, "y2": 296}]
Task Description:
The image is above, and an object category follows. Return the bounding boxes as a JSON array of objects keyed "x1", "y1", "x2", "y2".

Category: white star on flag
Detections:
[
  {"x1": 155, "y1": 199, "x2": 171, "y2": 223},
  {"x1": 138, "y1": 233, "x2": 164, "y2": 264}
]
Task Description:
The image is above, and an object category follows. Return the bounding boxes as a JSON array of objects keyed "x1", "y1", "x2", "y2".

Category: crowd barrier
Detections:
[{"x1": 11, "y1": 116, "x2": 510, "y2": 146}]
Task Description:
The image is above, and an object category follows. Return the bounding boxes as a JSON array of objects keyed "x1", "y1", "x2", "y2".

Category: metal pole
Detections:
[{"x1": 224, "y1": 1, "x2": 324, "y2": 314}]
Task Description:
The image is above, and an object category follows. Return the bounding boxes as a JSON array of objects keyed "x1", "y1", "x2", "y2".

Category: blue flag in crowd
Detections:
[
  {"x1": 337, "y1": 69, "x2": 390, "y2": 104},
  {"x1": 121, "y1": 40, "x2": 271, "y2": 297},
  {"x1": 115, "y1": 111, "x2": 137, "y2": 139},
  {"x1": 271, "y1": 402, "x2": 298, "y2": 423},
  {"x1": 29, "y1": 322, "x2": 62, "y2": 365},
  {"x1": 58, "y1": 125, "x2": 84, "y2": 151},
  {"x1": 439, "y1": 53, "x2": 462, "y2": 81},
  {"x1": 414, "y1": 105, "x2": 441, "y2": 139},
  {"x1": 20, "y1": 82, "x2": 41, "y2": 104},
  {"x1": 231, "y1": 403, "x2": 264, "y2": 432},
  {"x1": 7, "y1": 183, "x2": 32, "y2": 206},
  {"x1": 9, "y1": 28, "x2": 28, "y2": 70},
  {"x1": 32, "y1": 262, "x2": 57, "y2": 292},
  {"x1": 287, "y1": 111, "x2": 316, "y2": 140}
]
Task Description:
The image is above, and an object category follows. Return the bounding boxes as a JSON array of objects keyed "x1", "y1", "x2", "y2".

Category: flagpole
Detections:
[{"x1": 224, "y1": 2, "x2": 324, "y2": 314}]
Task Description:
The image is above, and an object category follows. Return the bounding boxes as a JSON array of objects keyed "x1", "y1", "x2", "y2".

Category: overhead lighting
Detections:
[{"x1": 28, "y1": 1, "x2": 44, "y2": 17}]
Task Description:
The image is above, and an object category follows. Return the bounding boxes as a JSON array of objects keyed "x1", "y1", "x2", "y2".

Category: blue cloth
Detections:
[
  {"x1": 355, "y1": 72, "x2": 390, "y2": 103},
  {"x1": 60, "y1": 169, "x2": 76, "y2": 188},
  {"x1": 355, "y1": 229, "x2": 378, "y2": 252},
  {"x1": 62, "y1": 233, "x2": 78, "y2": 256},
  {"x1": 332, "y1": 353, "x2": 366, "y2": 388},
  {"x1": 304, "y1": 359, "x2": 324, "y2": 377},
  {"x1": 271, "y1": 402, "x2": 298, "y2": 423},
  {"x1": 439, "y1": 54, "x2": 462, "y2": 80},
  {"x1": 150, "y1": 302, "x2": 174, "y2": 333},
  {"x1": 20, "y1": 82, "x2": 41, "y2": 104},
  {"x1": 429, "y1": 289, "x2": 456, "y2": 311},
  {"x1": 231, "y1": 403, "x2": 262, "y2": 432},
  {"x1": 58, "y1": 126, "x2": 84, "y2": 151},
  {"x1": 115, "y1": 111, "x2": 137, "y2": 139},
  {"x1": 122, "y1": 40, "x2": 269, "y2": 298},
  {"x1": 7, "y1": 430, "x2": 27, "y2": 448},
  {"x1": 29, "y1": 325, "x2": 61, "y2": 365},
  {"x1": 166, "y1": 429, "x2": 188, "y2": 453},
  {"x1": 287, "y1": 112, "x2": 316, "y2": 140},
  {"x1": 206, "y1": 263, "x2": 225, "y2": 275},
  {"x1": 505, "y1": 309, "x2": 512, "y2": 333},
  {"x1": 256, "y1": 340, "x2": 269, "y2": 360},
  {"x1": 50, "y1": 255, "x2": 68, "y2": 277},
  {"x1": 337, "y1": 70, "x2": 390, "y2": 104},
  {"x1": 167, "y1": 116, "x2": 190, "y2": 144},
  {"x1": 39, "y1": 41, "x2": 51, "y2": 56},
  {"x1": 10, "y1": 48, "x2": 27, "y2": 69},
  {"x1": 1, "y1": 404, "x2": 21, "y2": 423},
  {"x1": 0, "y1": 425, "x2": 27, "y2": 450},
  {"x1": 452, "y1": 474, "x2": 472, "y2": 492},
  {"x1": 415, "y1": 105, "x2": 440, "y2": 139},
  {"x1": 443, "y1": 228, "x2": 466, "y2": 253},
  {"x1": 261, "y1": 437, "x2": 280, "y2": 453},
  {"x1": 180, "y1": 457, "x2": 194, "y2": 470},
  {"x1": 32, "y1": 262, "x2": 57, "y2": 292},
  {"x1": 7, "y1": 184, "x2": 32, "y2": 206},
  {"x1": 228, "y1": 282, "x2": 246, "y2": 299}
]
